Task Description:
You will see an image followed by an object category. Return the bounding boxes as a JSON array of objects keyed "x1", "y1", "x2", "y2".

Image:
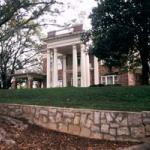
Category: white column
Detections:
[
  {"x1": 52, "y1": 48, "x2": 58, "y2": 87},
  {"x1": 85, "y1": 53, "x2": 90, "y2": 87},
  {"x1": 80, "y1": 44, "x2": 86, "y2": 87},
  {"x1": 94, "y1": 56, "x2": 99, "y2": 85},
  {"x1": 106, "y1": 76, "x2": 108, "y2": 85},
  {"x1": 113, "y1": 75, "x2": 115, "y2": 85},
  {"x1": 47, "y1": 49, "x2": 51, "y2": 88},
  {"x1": 72, "y1": 45, "x2": 78, "y2": 87},
  {"x1": 62, "y1": 55, "x2": 67, "y2": 87}
]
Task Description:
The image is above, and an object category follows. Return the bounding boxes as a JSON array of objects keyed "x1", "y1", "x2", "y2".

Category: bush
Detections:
[{"x1": 90, "y1": 84, "x2": 105, "y2": 87}]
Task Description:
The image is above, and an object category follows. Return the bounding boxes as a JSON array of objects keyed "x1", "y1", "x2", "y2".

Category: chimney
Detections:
[
  {"x1": 48, "y1": 31, "x2": 56, "y2": 38},
  {"x1": 73, "y1": 24, "x2": 83, "y2": 32}
]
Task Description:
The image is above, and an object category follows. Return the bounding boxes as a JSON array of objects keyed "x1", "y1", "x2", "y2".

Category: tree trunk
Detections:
[
  {"x1": 7, "y1": 78, "x2": 11, "y2": 89},
  {"x1": 140, "y1": 51, "x2": 149, "y2": 85},
  {"x1": 1, "y1": 73, "x2": 8, "y2": 89},
  {"x1": 138, "y1": 20, "x2": 149, "y2": 85}
]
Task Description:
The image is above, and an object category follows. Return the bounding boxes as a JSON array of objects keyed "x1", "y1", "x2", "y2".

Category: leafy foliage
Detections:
[
  {"x1": 0, "y1": 0, "x2": 60, "y2": 41},
  {"x1": 84, "y1": 0, "x2": 150, "y2": 84},
  {"x1": 0, "y1": 0, "x2": 61, "y2": 88}
]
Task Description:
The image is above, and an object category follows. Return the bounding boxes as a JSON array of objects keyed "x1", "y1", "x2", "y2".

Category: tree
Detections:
[
  {"x1": 0, "y1": 0, "x2": 60, "y2": 42},
  {"x1": 0, "y1": 25, "x2": 42, "y2": 88},
  {"x1": 0, "y1": 0, "x2": 61, "y2": 88},
  {"x1": 86, "y1": 0, "x2": 150, "y2": 85}
]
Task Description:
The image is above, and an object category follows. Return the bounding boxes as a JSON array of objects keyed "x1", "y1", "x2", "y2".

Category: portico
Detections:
[
  {"x1": 44, "y1": 25, "x2": 99, "y2": 88},
  {"x1": 46, "y1": 45, "x2": 95, "y2": 88}
]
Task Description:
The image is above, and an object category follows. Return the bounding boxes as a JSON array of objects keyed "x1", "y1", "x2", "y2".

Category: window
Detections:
[
  {"x1": 107, "y1": 76, "x2": 113, "y2": 85},
  {"x1": 101, "y1": 76, "x2": 106, "y2": 85},
  {"x1": 101, "y1": 75, "x2": 118, "y2": 85}
]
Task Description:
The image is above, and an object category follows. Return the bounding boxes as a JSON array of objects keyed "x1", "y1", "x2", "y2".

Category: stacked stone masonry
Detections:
[{"x1": 0, "y1": 104, "x2": 149, "y2": 142}]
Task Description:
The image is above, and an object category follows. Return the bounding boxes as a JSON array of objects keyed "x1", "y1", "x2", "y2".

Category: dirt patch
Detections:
[{"x1": 0, "y1": 115, "x2": 137, "y2": 150}]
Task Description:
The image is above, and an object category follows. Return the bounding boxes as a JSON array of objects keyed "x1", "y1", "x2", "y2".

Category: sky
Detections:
[
  {"x1": 39, "y1": 0, "x2": 97, "y2": 69},
  {"x1": 41, "y1": 0, "x2": 97, "y2": 34}
]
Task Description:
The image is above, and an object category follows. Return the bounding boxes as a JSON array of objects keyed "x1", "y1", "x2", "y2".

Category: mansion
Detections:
[{"x1": 11, "y1": 25, "x2": 141, "y2": 89}]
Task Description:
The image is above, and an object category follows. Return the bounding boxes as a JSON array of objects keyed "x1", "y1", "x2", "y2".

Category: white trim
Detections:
[
  {"x1": 47, "y1": 37, "x2": 81, "y2": 49},
  {"x1": 101, "y1": 75, "x2": 118, "y2": 85}
]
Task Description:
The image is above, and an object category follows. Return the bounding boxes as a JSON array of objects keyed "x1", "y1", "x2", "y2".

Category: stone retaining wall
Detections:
[{"x1": 0, "y1": 104, "x2": 149, "y2": 142}]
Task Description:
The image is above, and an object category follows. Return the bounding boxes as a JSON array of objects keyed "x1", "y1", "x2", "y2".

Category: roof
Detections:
[{"x1": 43, "y1": 24, "x2": 84, "y2": 42}]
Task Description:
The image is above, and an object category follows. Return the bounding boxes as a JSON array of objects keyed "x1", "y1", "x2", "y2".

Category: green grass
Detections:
[{"x1": 0, "y1": 86, "x2": 150, "y2": 111}]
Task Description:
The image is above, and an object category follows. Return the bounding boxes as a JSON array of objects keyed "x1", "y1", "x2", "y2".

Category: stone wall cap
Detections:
[{"x1": 0, "y1": 103, "x2": 149, "y2": 113}]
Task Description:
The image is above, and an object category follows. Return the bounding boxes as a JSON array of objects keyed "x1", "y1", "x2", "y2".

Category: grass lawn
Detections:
[{"x1": 0, "y1": 86, "x2": 150, "y2": 111}]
